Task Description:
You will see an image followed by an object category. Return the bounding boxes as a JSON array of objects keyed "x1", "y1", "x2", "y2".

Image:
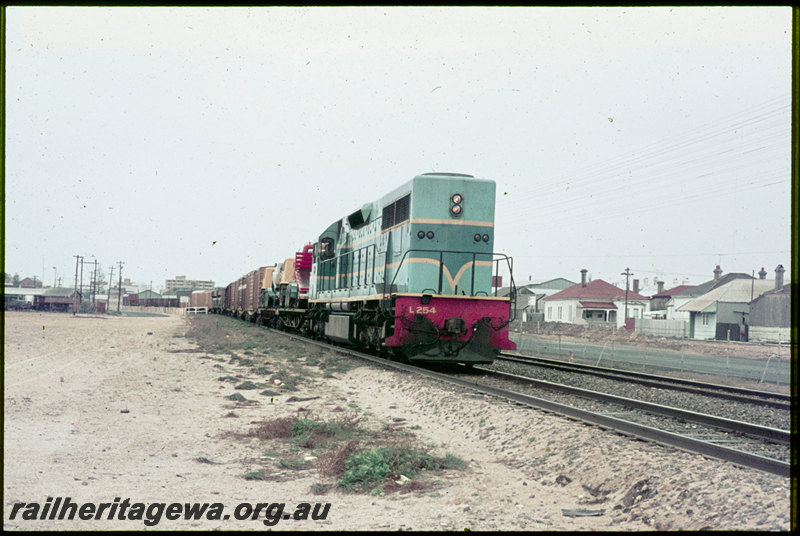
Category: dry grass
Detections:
[
  {"x1": 316, "y1": 440, "x2": 362, "y2": 477},
  {"x1": 224, "y1": 412, "x2": 464, "y2": 494},
  {"x1": 244, "y1": 417, "x2": 297, "y2": 441}
]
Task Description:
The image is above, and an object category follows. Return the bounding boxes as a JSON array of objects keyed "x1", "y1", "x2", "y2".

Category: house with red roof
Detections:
[
  {"x1": 648, "y1": 282, "x2": 695, "y2": 315},
  {"x1": 19, "y1": 277, "x2": 43, "y2": 288},
  {"x1": 541, "y1": 270, "x2": 649, "y2": 328}
]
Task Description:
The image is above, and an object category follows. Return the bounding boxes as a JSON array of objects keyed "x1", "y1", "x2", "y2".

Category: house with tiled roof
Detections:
[
  {"x1": 541, "y1": 270, "x2": 649, "y2": 328},
  {"x1": 497, "y1": 277, "x2": 576, "y2": 322},
  {"x1": 19, "y1": 277, "x2": 43, "y2": 288},
  {"x1": 648, "y1": 282, "x2": 695, "y2": 315}
]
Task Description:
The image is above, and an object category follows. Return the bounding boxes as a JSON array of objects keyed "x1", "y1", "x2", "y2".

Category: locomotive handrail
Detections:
[
  {"x1": 317, "y1": 244, "x2": 378, "y2": 292},
  {"x1": 314, "y1": 246, "x2": 517, "y2": 322},
  {"x1": 385, "y1": 249, "x2": 516, "y2": 310}
]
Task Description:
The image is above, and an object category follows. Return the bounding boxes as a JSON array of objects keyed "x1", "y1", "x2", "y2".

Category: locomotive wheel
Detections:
[
  {"x1": 386, "y1": 348, "x2": 407, "y2": 363},
  {"x1": 357, "y1": 328, "x2": 369, "y2": 350}
]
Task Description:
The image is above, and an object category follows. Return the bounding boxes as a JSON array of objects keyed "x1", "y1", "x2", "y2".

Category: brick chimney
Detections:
[
  {"x1": 775, "y1": 264, "x2": 784, "y2": 290},
  {"x1": 633, "y1": 279, "x2": 639, "y2": 294},
  {"x1": 657, "y1": 280, "x2": 665, "y2": 294},
  {"x1": 713, "y1": 265, "x2": 722, "y2": 281},
  {"x1": 758, "y1": 267, "x2": 767, "y2": 279},
  {"x1": 580, "y1": 269, "x2": 588, "y2": 287}
]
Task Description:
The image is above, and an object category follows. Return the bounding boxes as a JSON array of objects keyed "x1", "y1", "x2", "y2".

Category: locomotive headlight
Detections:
[
  {"x1": 417, "y1": 231, "x2": 425, "y2": 239},
  {"x1": 450, "y1": 193, "x2": 463, "y2": 217},
  {"x1": 482, "y1": 234, "x2": 490, "y2": 242},
  {"x1": 427, "y1": 231, "x2": 435, "y2": 239},
  {"x1": 474, "y1": 233, "x2": 482, "y2": 242}
]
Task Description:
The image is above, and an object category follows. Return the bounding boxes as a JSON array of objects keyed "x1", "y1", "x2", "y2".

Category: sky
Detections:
[{"x1": 4, "y1": 6, "x2": 793, "y2": 294}]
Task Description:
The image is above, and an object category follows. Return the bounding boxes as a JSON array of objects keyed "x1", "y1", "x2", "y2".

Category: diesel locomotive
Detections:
[{"x1": 215, "y1": 172, "x2": 517, "y2": 364}]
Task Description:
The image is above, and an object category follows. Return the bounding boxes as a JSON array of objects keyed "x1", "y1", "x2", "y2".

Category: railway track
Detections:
[
  {"x1": 467, "y1": 366, "x2": 790, "y2": 442},
  {"x1": 497, "y1": 352, "x2": 791, "y2": 409},
  {"x1": 489, "y1": 353, "x2": 790, "y2": 433},
  {"x1": 225, "y1": 324, "x2": 792, "y2": 478},
  {"x1": 459, "y1": 366, "x2": 789, "y2": 455}
]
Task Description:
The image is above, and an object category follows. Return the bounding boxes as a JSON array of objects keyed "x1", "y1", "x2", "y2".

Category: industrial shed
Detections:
[
  {"x1": 748, "y1": 283, "x2": 792, "y2": 343},
  {"x1": 35, "y1": 288, "x2": 78, "y2": 312}
]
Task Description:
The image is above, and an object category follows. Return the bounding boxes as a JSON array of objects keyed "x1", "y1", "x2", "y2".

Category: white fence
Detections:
[
  {"x1": 117, "y1": 305, "x2": 186, "y2": 316},
  {"x1": 748, "y1": 326, "x2": 790, "y2": 344}
]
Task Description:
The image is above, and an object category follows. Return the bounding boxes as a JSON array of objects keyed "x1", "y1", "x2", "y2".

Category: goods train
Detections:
[{"x1": 214, "y1": 172, "x2": 517, "y2": 364}]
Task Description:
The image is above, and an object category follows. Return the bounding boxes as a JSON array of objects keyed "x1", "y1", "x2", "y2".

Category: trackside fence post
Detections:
[
  {"x1": 759, "y1": 354, "x2": 772, "y2": 384},
  {"x1": 596, "y1": 341, "x2": 609, "y2": 367}
]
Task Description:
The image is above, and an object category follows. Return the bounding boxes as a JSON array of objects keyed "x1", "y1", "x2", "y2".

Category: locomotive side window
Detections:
[{"x1": 320, "y1": 238, "x2": 334, "y2": 260}]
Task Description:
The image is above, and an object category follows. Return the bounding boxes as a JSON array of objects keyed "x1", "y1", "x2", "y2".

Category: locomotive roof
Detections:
[
  {"x1": 331, "y1": 172, "x2": 496, "y2": 236},
  {"x1": 378, "y1": 173, "x2": 493, "y2": 204},
  {"x1": 420, "y1": 172, "x2": 474, "y2": 177}
]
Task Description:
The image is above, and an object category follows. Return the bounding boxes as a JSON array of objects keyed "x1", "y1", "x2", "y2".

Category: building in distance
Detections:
[
  {"x1": 541, "y1": 269, "x2": 649, "y2": 328},
  {"x1": 164, "y1": 275, "x2": 215, "y2": 292}
]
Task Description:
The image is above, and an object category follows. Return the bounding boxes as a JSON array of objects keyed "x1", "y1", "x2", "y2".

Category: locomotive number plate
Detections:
[{"x1": 409, "y1": 306, "x2": 437, "y2": 315}]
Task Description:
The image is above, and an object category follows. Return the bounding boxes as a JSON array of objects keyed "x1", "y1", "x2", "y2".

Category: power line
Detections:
[
  {"x1": 511, "y1": 249, "x2": 790, "y2": 259},
  {"x1": 501, "y1": 96, "x2": 790, "y2": 226},
  {"x1": 507, "y1": 98, "x2": 789, "y2": 202}
]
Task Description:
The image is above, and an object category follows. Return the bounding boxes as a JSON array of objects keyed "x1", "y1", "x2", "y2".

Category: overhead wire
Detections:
[
  {"x1": 502, "y1": 97, "x2": 789, "y2": 207},
  {"x1": 506, "y1": 95, "x2": 790, "y2": 201},
  {"x1": 501, "y1": 97, "x2": 790, "y2": 229}
]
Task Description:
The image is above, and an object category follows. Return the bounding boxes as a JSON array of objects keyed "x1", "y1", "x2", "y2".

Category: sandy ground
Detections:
[{"x1": 3, "y1": 311, "x2": 792, "y2": 531}]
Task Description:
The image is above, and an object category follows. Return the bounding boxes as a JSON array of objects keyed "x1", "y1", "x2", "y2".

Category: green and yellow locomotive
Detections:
[{"x1": 306, "y1": 172, "x2": 516, "y2": 363}]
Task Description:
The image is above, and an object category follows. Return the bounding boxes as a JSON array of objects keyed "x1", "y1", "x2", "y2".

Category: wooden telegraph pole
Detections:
[
  {"x1": 117, "y1": 261, "x2": 124, "y2": 313},
  {"x1": 620, "y1": 267, "x2": 633, "y2": 321},
  {"x1": 73, "y1": 255, "x2": 82, "y2": 315},
  {"x1": 107, "y1": 265, "x2": 115, "y2": 313},
  {"x1": 79, "y1": 258, "x2": 84, "y2": 310}
]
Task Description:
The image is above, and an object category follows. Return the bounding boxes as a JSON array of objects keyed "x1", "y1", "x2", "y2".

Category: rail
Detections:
[{"x1": 498, "y1": 352, "x2": 791, "y2": 409}]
